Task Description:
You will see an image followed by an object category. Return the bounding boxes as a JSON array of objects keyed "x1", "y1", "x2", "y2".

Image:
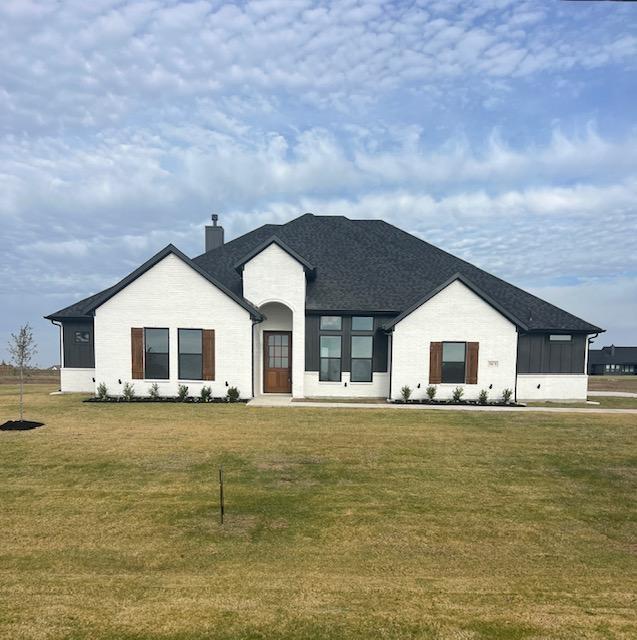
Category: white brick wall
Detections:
[
  {"x1": 242, "y1": 243, "x2": 306, "y2": 397},
  {"x1": 94, "y1": 253, "x2": 253, "y2": 398},
  {"x1": 304, "y1": 372, "x2": 390, "y2": 398},
  {"x1": 517, "y1": 374, "x2": 588, "y2": 401},
  {"x1": 390, "y1": 280, "x2": 517, "y2": 401},
  {"x1": 60, "y1": 367, "x2": 95, "y2": 393}
]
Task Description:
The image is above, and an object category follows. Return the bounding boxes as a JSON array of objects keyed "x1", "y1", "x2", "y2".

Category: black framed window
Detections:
[
  {"x1": 320, "y1": 335, "x2": 341, "y2": 381},
  {"x1": 351, "y1": 335, "x2": 373, "y2": 382},
  {"x1": 144, "y1": 328, "x2": 169, "y2": 379},
  {"x1": 74, "y1": 331, "x2": 90, "y2": 344},
  {"x1": 351, "y1": 316, "x2": 373, "y2": 331},
  {"x1": 320, "y1": 316, "x2": 342, "y2": 331},
  {"x1": 178, "y1": 329, "x2": 203, "y2": 380},
  {"x1": 442, "y1": 342, "x2": 466, "y2": 383}
]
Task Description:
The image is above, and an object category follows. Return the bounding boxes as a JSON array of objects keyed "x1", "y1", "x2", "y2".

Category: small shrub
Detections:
[
  {"x1": 451, "y1": 386, "x2": 464, "y2": 403},
  {"x1": 96, "y1": 382, "x2": 108, "y2": 400},
  {"x1": 149, "y1": 383, "x2": 160, "y2": 400},
  {"x1": 226, "y1": 386, "x2": 240, "y2": 402},
  {"x1": 177, "y1": 384, "x2": 189, "y2": 402},
  {"x1": 400, "y1": 385, "x2": 412, "y2": 402},
  {"x1": 478, "y1": 389, "x2": 488, "y2": 405},
  {"x1": 425, "y1": 385, "x2": 437, "y2": 401},
  {"x1": 200, "y1": 385, "x2": 212, "y2": 402},
  {"x1": 122, "y1": 382, "x2": 135, "y2": 401},
  {"x1": 502, "y1": 388, "x2": 513, "y2": 404}
]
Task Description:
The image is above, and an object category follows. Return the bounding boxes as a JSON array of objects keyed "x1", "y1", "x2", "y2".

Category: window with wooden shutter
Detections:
[
  {"x1": 429, "y1": 342, "x2": 442, "y2": 384},
  {"x1": 466, "y1": 342, "x2": 479, "y2": 384},
  {"x1": 131, "y1": 328, "x2": 144, "y2": 379},
  {"x1": 202, "y1": 329, "x2": 215, "y2": 380}
]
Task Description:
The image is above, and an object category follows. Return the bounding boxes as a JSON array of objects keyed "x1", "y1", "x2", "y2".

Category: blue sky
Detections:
[{"x1": 1, "y1": 0, "x2": 636, "y2": 366}]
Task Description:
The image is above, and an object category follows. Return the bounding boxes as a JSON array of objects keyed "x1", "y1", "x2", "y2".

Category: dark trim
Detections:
[
  {"x1": 382, "y1": 273, "x2": 529, "y2": 331},
  {"x1": 46, "y1": 244, "x2": 263, "y2": 322},
  {"x1": 144, "y1": 327, "x2": 170, "y2": 380},
  {"x1": 307, "y1": 309, "x2": 400, "y2": 316},
  {"x1": 177, "y1": 328, "x2": 203, "y2": 381},
  {"x1": 524, "y1": 328, "x2": 605, "y2": 335},
  {"x1": 233, "y1": 236, "x2": 316, "y2": 276}
]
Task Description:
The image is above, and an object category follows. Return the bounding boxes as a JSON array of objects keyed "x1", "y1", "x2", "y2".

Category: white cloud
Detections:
[{"x1": 0, "y1": 0, "x2": 635, "y2": 365}]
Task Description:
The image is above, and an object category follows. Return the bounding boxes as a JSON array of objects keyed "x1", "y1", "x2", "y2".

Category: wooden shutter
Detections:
[
  {"x1": 466, "y1": 342, "x2": 479, "y2": 384},
  {"x1": 131, "y1": 328, "x2": 144, "y2": 379},
  {"x1": 202, "y1": 329, "x2": 215, "y2": 380},
  {"x1": 429, "y1": 342, "x2": 442, "y2": 384}
]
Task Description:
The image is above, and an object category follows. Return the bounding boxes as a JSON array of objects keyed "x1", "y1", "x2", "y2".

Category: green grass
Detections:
[
  {"x1": 1, "y1": 385, "x2": 636, "y2": 639},
  {"x1": 589, "y1": 375, "x2": 637, "y2": 394},
  {"x1": 527, "y1": 396, "x2": 637, "y2": 409}
]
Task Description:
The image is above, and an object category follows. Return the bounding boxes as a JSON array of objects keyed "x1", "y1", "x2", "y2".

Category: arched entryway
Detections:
[{"x1": 258, "y1": 302, "x2": 293, "y2": 393}]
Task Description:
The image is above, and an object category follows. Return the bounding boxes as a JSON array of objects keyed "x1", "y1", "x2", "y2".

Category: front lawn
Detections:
[
  {"x1": 589, "y1": 375, "x2": 637, "y2": 394},
  {"x1": 527, "y1": 396, "x2": 637, "y2": 410},
  {"x1": 1, "y1": 385, "x2": 636, "y2": 639}
]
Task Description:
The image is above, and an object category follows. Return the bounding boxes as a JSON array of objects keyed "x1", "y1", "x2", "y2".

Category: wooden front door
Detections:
[{"x1": 263, "y1": 331, "x2": 292, "y2": 393}]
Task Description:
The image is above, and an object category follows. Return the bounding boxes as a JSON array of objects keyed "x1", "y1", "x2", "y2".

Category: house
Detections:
[
  {"x1": 45, "y1": 213, "x2": 603, "y2": 401},
  {"x1": 588, "y1": 346, "x2": 637, "y2": 375}
]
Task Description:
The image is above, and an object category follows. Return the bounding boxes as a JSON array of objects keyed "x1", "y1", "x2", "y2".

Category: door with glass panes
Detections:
[{"x1": 263, "y1": 331, "x2": 292, "y2": 393}]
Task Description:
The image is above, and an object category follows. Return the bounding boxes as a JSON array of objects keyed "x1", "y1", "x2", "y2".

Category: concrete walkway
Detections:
[
  {"x1": 247, "y1": 396, "x2": 637, "y2": 415},
  {"x1": 589, "y1": 390, "x2": 637, "y2": 398}
]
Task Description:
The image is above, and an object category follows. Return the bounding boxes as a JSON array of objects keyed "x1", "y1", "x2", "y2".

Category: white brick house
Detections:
[{"x1": 46, "y1": 214, "x2": 603, "y2": 401}]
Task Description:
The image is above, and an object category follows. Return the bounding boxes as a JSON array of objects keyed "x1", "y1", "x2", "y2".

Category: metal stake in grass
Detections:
[{"x1": 219, "y1": 465, "x2": 225, "y2": 525}]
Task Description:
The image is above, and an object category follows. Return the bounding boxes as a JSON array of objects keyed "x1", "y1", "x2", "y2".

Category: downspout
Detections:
[
  {"x1": 513, "y1": 328, "x2": 520, "y2": 404},
  {"x1": 586, "y1": 333, "x2": 599, "y2": 375},
  {"x1": 386, "y1": 329, "x2": 393, "y2": 401},
  {"x1": 50, "y1": 320, "x2": 63, "y2": 391},
  {"x1": 251, "y1": 316, "x2": 264, "y2": 398}
]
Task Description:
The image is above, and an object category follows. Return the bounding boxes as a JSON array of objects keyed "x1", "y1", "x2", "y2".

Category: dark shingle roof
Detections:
[
  {"x1": 46, "y1": 244, "x2": 262, "y2": 321},
  {"x1": 46, "y1": 213, "x2": 603, "y2": 333},
  {"x1": 589, "y1": 347, "x2": 637, "y2": 365}
]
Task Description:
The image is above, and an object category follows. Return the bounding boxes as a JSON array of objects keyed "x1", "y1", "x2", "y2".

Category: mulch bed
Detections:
[
  {"x1": 0, "y1": 420, "x2": 45, "y2": 431},
  {"x1": 392, "y1": 400, "x2": 523, "y2": 407},
  {"x1": 84, "y1": 397, "x2": 246, "y2": 404}
]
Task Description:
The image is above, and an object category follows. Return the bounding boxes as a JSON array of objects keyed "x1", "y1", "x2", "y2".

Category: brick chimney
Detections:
[{"x1": 205, "y1": 214, "x2": 224, "y2": 252}]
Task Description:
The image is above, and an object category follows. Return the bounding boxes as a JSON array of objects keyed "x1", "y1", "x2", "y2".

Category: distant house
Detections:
[
  {"x1": 588, "y1": 346, "x2": 637, "y2": 375},
  {"x1": 46, "y1": 213, "x2": 603, "y2": 401}
]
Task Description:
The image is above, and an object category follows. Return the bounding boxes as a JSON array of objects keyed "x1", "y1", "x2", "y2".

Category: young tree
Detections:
[{"x1": 7, "y1": 324, "x2": 38, "y2": 421}]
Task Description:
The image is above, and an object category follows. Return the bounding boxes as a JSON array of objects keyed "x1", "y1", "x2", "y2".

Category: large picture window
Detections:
[
  {"x1": 442, "y1": 342, "x2": 466, "y2": 383},
  {"x1": 144, "y1": 328, "x2": 169, "y2": 379},
  {"x1": 351, "y1": 335, "x2": 373, "y2": 382},
  {"x1": 320, "y1": 335, "x2": 342, "y2": 381},
  {"x1": 178, "y1": 329, "x2": 203, "y2": 380}
]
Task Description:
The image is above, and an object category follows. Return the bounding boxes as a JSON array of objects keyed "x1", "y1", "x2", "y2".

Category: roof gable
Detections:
[
  {"x1": 46, "y1": 244, "x2": 263, "y2": 321},
  {"x1": 382, "y1": 273, "x2": 528, "y2": 331},
  {"x1": 232, "y1": 236, "x2": 315, "y2": 275}
]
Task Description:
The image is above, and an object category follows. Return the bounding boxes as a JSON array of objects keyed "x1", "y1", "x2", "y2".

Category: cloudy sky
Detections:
[{"x1": 1, "y1": 0, "x2": 636, "y2": 366}]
